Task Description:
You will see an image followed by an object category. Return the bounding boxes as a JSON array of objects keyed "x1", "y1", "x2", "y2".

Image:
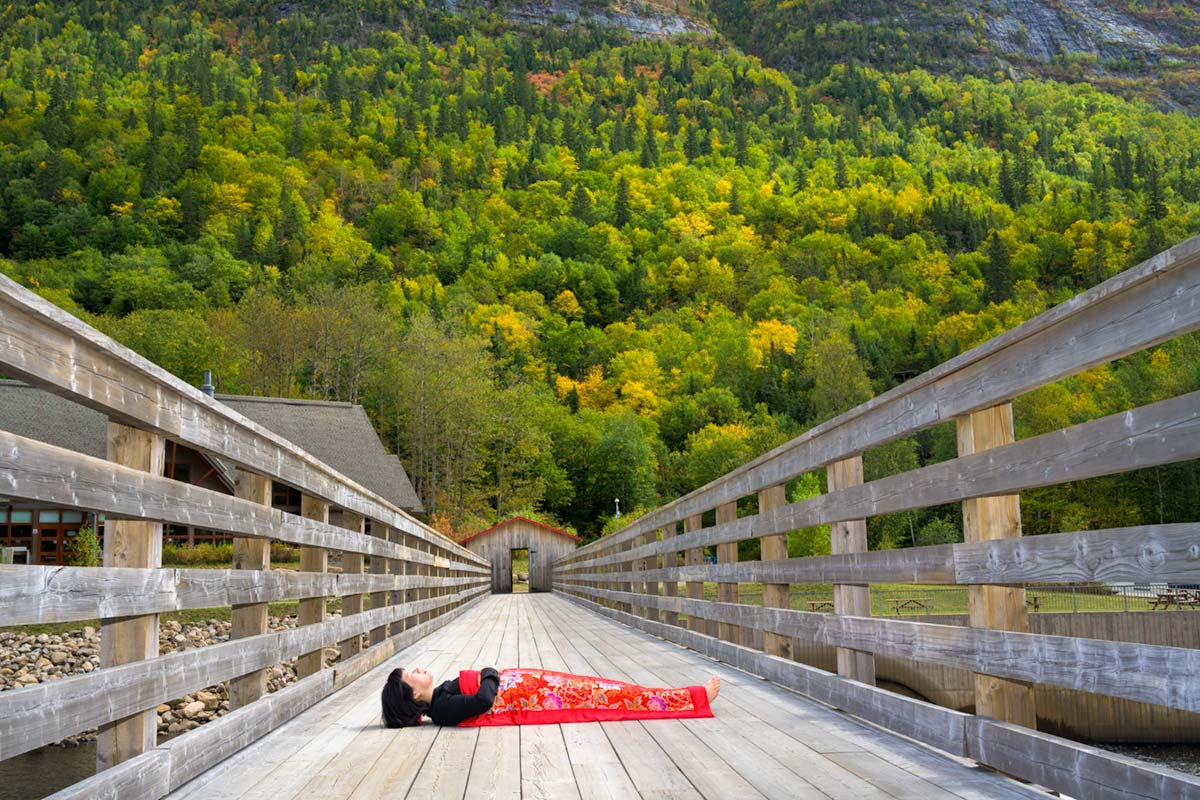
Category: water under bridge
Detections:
[{"x1": 2, "y1": 236, "x2": 1200, "y2": 799}]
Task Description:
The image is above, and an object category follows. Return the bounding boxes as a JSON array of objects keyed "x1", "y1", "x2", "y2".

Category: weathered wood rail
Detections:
[
  {"x1": 0, "y1": 273, "x2": 491, "y2": 798},
  {"x1": 554, "y1": 233, "x2": 1200, "y2": 800}
]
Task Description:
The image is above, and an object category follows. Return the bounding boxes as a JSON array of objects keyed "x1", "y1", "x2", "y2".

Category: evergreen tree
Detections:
[
  {"x1": 614, "y1": 175, "x2": 631, "y2": 227},
  {"x1": 984, "y1": 231, "x2": 1012, "y2": 303}
]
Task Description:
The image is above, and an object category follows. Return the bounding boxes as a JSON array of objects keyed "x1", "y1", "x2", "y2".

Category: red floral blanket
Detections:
[{"x1": 456, "y1": 668, "x2": 712, "y2": 727}]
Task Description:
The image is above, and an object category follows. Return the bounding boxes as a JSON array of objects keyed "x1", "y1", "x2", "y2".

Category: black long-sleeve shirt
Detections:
[{"x1": 427, "y1": 667, "x2": 500, "y2": 726}]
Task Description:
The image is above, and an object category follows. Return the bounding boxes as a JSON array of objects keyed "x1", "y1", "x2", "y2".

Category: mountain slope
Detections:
[{"x1": 707, "y1": 0, "x2": 1200, "y2": 112}]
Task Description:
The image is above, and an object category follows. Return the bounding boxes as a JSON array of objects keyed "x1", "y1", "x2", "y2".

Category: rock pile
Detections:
[{"x1": 0, "y1": 614, "x2": 349, "y2": 746}]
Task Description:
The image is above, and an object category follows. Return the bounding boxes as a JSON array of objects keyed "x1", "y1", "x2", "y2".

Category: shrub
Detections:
[
  {"x1": 270, "y1": 542, "x2": 299, "y2": 563},
  {"x1": 66, "y1": 525, "x2": 102, "y2": 567},
  {"x1": 162, "y1": 542, "x2": 233, "y2": 565}
]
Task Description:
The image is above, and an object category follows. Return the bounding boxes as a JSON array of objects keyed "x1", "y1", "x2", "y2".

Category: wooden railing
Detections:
[
  {"x1": 0, "y1": 273, "x2": 491, "y2": 799},
  {"x1": 554, "y1": 234, "x2": 1200, "y2": 800}
]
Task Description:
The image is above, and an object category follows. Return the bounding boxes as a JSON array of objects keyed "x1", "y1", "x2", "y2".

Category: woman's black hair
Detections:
[{"x1": 381, "y1": 668, "x2": 428, "y2": 728}]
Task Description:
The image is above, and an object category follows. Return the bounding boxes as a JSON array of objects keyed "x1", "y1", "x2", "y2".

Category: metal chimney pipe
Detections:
[{"x1": 201, "y1": 370, "x2": 215, "y2": 397}]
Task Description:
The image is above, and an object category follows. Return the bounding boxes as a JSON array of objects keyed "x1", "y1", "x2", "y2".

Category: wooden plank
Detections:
[
  {"x1": 958, "y1": 405, "x2": 1036, "y2": 729},
  {"x1": 230, "y1": 469, "x2": 273, "y2": 711},
  {"x1": 562, "y1": 389, "x2": 1200, "y2": 574},
  {"x1": 165, "y1": 599, "x2": 482, "y2": 800},
  {"x1": 369, "y1": 525, "x2": 391, "y2": 646},
  {"x1": 0, "y1": 272, "x2": 485, "y2": 567},
  {"x1": 825, "y1": 751, "x2": 962, "y2": 800},
  {"x1": 0, "y1": 565, "x2": 486, "y2": 627},
  {"x1": 531, "y1": 598, "x2": 701, "y2": 800},
  {"x1": 684, "y1": 513, "x2": 704, "y2": 635},
  {"x1": 98, "y1": 422, "x2": 165, "y2": 771},
  {"x1": 554, "y1": 600, "x2": 831, "y2": 800},
  {"x1": 297, "y1": 494, "x2": 330, "y2": 679},
  {"x1": 758, "y1": 484, "x2": 792, "y2": 660},
  {"x1": 338, "y1": 511, "x2": 366, "y2": 659},
  {"x1": 827, "y1": 456, "x2": 875, "y2": 685},
  {"x1": 965, "y1": 717, "x2": 1200, "y2": 800},
  {"x1": 558, "y1": 521, "x2": 1200, "y2": 588},
  {"x1": 0, "y1": 429, "x2": 486, "y2": 573},
  {"x1": 661, "y1": 525, "x2": 679, "y2": 628},
  {"x1": 538, "y1": 596, "x2": 770, "y2": 800},
  {"x1": 561, "y1": 582, "x2": 1200, "y2": 713},
  {"x1": 0, "y1": 585, "x2": 486, "y2": 760},
  {"x1": 45, "y1": 749, "x2": 171, "y2": 800},
  {"x1": 555, "y1": 589, "x2": 972, "y2": 755},
  {"x1": 163, "y1": 670, "x2": 336, "y2": 792},
  {"x1": 716, "y1": 501, "x2": 740, "y2": 645},
  {"x1": 555, "y1": 233, "x2": 1200, "y2": 564}
]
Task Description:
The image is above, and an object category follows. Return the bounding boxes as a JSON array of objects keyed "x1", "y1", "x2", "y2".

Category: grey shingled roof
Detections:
[
  {"x1": 216, "y1": 395, "x2": 424, "y2": 513},
  {"x1": 0, "y1": 379, "x2": 237, "y2": 490}
]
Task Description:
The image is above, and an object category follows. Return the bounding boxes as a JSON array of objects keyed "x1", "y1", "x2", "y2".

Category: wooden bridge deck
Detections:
[{"x1": 167, "y1": 593, "x2": 1051, "y2": 800}]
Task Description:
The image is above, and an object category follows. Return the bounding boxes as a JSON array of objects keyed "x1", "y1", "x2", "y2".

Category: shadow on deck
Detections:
[{"x1": 167, "y1": 594, "x2": 1050, "y2": 800}]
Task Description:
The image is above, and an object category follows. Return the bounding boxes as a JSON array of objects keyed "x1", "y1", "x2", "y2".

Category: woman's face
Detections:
[{"x1": 403, "y1": 666, "x2": 434, "y2": 696}]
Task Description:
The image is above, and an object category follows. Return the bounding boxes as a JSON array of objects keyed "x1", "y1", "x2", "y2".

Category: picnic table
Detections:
[
  {"x1": 1150, "y1": 589, "x2": 1200, "y2": 610},
  {"x1": 888, "y1": 598, "x2": 928, "y2": 614},
  {"x1": 807, "y1": 600, "x2": 834, "y2": 612}
]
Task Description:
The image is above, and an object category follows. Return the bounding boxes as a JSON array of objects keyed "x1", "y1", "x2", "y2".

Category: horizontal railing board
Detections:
[
  {"x1": 44, "y1": 749, "x2": 172, "y2": 800},
  {"x1": 44, "y1": 591, "x2": 488, "y2": 800},
  {"x1": 0, "y1": 564, "x2": 488, "y2": 625},
  {"x1": 555, "y1": 589, "x2": 974, "y2": 755},
  {"x1": 161, "y1": 590, "x2": 486, "y2": 792},
  {"x1": 555, "y1": 524, "x2": 1200, "y2": 587},
  {"x1": 554, "y1": 588, "x2": 1200, "y2": 800},
  {"x1": 0, "y1": 584, "x2": 487, "y2": 759},
  {"x1": 0, "y1": 273, "x2": 482, "y2": 567},
  {"x1": 561, "y1": 390, "x2": 1200, "y2": 572},
  {"x1": 559, "y1": 234, "x2": 1200, "y2": 564},
  {"x1": 0, "y1": 430, "x2": 487, "y2": 573},
  {"x1": 964, "y1": 717, "x2": 1200, "y2": 800},
  {"x1": 558, "y1": 582, "x2": 1200, "y2": 713}
]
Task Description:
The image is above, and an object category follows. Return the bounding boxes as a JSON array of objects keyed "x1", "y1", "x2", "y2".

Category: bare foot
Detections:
[{"x1": 704, "y1": 675, "x2": 721, "y2": 703}]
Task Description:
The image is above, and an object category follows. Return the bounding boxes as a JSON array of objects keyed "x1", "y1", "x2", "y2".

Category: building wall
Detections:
[{"x1": 464, "y1": 520, "x2": 577, "y2": 593}]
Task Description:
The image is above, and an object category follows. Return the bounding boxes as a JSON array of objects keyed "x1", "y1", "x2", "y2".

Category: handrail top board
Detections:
[
  {"x1": 562, "y1": 232, "x2": 1200, "y2": 561},
  {"x1": 0, "y1": 273, "x2": 482, "y2": 566}
]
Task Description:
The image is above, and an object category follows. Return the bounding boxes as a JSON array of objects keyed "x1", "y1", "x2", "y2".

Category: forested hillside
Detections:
[{"x1": 1, "y1": 0, "x2": 1198, "y2": 544}]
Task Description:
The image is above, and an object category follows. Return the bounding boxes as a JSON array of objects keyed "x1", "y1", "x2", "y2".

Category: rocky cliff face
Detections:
[{"x1": 445, "y1": 0, "x2": 711, "y2": 38}]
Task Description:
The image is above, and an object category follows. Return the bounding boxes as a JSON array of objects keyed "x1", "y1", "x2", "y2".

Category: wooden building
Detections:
[
  {"x1": 0, "y1": 381, "x2": 422, "y2": 564},
  {"x1": 459, "y1": 516, "x2": 580, "y2": 593}
]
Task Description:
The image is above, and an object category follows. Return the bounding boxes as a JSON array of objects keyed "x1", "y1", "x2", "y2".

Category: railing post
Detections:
[
  {"x1": 643, "y1": 528, "x2": 660, "y2": 623},
  {"x1": 296, "y1": 494, "x2": 330, "y2": 678},
  {"x1": 684, "y1": 514, "x2": 704, "y2": 634},
  {"x1": 827, "y1": 456, "x2": 875, "y2": 685},
  {"x1": 417, "y1": 538, "x2": 430, "y2": 624},
  {"x1": 338, "y1": 511, "x2": 366, "y2": 658},
  {"x1": 630, "y1": 532, "x2": 644, "y2": 618},
  {"x1": 759, "y1": 483, "x2": 791, "y2": 660},
  {"x1": 618, "y1": 537, "x2": 633, "y2": 614},
  {"x1": 97, "y1": 422, "x2": 165, "y2": 770},
  {"x1": 957, "y1": 404, "x2": 1037, "y2": 728},
  {"x1": 716, "y1": 501, "x2": 740, "y2": 645},
  {"x1": 662, "y1": 524, "x2": 680, "y2": 628},
  {"x1": 229, "y1": 469, "x2": 272, "y2": 710},
  {"x1": 369, "y1": 523, "x2": 391, "y2": 646},
  {"x1": 389, "y1": 528, "x2": 405, "y2": 635}
]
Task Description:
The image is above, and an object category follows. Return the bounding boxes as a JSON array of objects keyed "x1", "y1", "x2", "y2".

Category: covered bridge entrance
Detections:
[{"x1": 459, "y1": 516, "x2": 580, "y2": 592}]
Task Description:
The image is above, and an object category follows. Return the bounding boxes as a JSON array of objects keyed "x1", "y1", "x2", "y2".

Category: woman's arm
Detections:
[{"x1": 431, "y1": 667, "x2": 500, "y2": 726}]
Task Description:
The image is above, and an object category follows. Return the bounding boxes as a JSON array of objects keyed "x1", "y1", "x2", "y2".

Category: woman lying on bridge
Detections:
[{"x1": 381, "y1": 665, "x2": 720, "y2": 727}]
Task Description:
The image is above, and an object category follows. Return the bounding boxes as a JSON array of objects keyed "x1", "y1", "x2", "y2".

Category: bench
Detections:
[
  {"x1": 806, "y1": 600, "x2": 834, "y2": 612},
  {"x1": 888, "y1": 598, "x2": 928, "y2": 614}
]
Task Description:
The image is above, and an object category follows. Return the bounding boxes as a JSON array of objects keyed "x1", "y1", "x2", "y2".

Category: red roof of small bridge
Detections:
[{"x1": 458, "y1": 515, "x2": 581, "y2": 545}]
